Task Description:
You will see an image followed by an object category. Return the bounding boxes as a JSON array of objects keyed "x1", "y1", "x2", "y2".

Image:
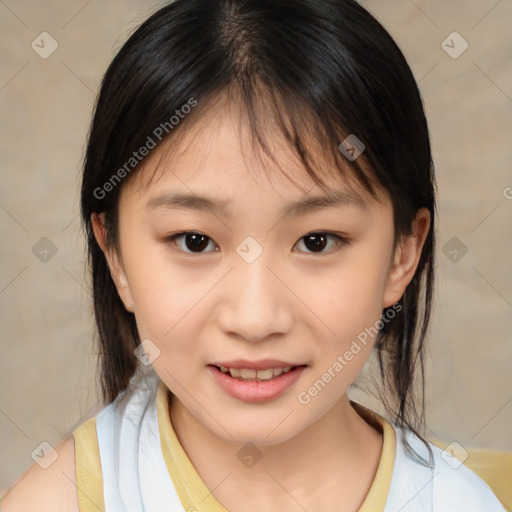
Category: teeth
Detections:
[
  {"x1": 240, "y1": 368, "x2": 256, "y2": 378},
  {"x1": 218, "y1": 365, "x2": 296, "y2": 381},
  {"x1": 256, "y1": 368, "x2": 274, "y2": 380}
]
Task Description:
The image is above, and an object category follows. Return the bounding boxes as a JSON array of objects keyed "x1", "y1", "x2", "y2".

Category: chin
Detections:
[
  {"x1": 205, "y1": 409, "x2": 304, "y2": 447},
  {"x1": 225, "y1": 428, "x2": 297, "y2": 448}
]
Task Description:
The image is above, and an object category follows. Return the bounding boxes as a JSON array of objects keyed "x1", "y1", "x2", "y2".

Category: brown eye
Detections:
[
  {"x1": 295, "y1": 232, "x2": 345, "y2": 254},
  {"x1": 168, "y1": 232, "x2": 218, "y2": 253},
  {"x1": 166, "y1": 231, "x2": 345, "y2": 255}
]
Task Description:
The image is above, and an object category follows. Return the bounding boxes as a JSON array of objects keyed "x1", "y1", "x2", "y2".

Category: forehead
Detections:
[{"x1": 119, "y1": 93, "x2": 387, "y2": 211}]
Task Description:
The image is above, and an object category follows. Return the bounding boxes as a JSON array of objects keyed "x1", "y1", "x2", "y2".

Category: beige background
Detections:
[{"x1": 1, "y1": 0, "x2": 511, "y2": 494}]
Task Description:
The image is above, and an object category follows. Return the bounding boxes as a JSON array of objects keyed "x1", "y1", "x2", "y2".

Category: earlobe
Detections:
[
  {"x1": 90, "y1": 212, "x2": 135, "y2": 313},
  {"x1": 382, "y1": 208, "x2": 430, "y2": 308}
]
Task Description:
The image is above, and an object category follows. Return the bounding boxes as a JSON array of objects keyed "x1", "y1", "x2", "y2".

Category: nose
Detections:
[{"x1": 216, "y1": 251, "x2": 294, "y2": 343}]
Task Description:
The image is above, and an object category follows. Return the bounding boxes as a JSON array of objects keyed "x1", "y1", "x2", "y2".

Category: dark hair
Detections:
[{"x1": 80, "y1": 0, "x2": 436, "y2": 456}]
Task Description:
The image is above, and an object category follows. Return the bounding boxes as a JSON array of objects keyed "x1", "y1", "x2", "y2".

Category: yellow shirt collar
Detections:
[{"x1": 156, "y1": 380, "x2": 396, "y2": 512}]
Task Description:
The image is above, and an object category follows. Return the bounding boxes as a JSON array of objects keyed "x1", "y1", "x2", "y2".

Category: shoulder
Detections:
[
  {"x1": 1, "y1": 435, "x2": 79, "y2": 512},
  {"x1": 387, "y1": 427, "x2": 507, "y2": 511},
  {"x1": 428, "y1": 442, "x2": 507, "y2": 511}
]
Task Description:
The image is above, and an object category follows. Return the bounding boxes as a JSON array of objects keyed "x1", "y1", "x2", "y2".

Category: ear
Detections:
[
  {"x1": 382, "y1": 208, "x2": 431, "y2": 308},
  {"x1": 91, "y1": 212, "x2": 135, "y2": 313}
]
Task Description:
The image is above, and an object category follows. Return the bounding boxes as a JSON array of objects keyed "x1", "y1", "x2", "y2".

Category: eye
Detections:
[
  {"x1": 167, "y1": 231, "x2": 218, "y2": 253},
  {"x1": 165, "y1": 230, "x2": 346, "y2": 255},
  {"x1": 294, "y1": 232, "x2": 346, "y2": 254}
]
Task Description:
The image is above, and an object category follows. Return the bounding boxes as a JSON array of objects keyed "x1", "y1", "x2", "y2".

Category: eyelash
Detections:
[{"x1": 164, "y1": 231, "x2": 347, "y2": 255}]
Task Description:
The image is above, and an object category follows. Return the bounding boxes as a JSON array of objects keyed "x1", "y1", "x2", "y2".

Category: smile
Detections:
[
  {"x1": 207, "y1": 364, "x2": 307, "y2": 402},
  {"x1": 217, "y1": 365, "x2": 295, "y2": 381}
]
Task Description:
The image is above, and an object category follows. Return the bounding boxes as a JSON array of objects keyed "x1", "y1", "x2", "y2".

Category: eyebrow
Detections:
[{"x1": 145, "y1": 189, "x2": 367, "y2": 217}]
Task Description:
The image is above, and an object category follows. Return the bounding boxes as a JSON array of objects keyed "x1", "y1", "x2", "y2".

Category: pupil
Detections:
[
  {"x1": 186, "y1": 233, "x2": 209, "y2": 252},
  {"x1": 305, "y1": 234, "x2": 327, "y2": 252}
]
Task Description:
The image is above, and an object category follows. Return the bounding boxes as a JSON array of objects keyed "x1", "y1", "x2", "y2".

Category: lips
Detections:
[
  {"x1": 207, "y1": 360, "x2": 308, "y2": 402},
  {"x1": 209, "y1": 359, "x2": 304, "y2": 370},
  {"x1": 209, "y1": 359, "x2": 306, "y2": 382}
]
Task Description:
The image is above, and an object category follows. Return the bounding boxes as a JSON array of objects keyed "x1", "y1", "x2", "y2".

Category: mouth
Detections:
[
  {"x1": 207, "y1": 363, "x2": 308, "y2": 402},
  {"x1": 209, "y1": 364, "x2": 307, "y2": 382}
]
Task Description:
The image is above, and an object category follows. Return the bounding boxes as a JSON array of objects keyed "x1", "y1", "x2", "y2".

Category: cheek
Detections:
[
  {"x1": 304, "y1": 252, "x2": 391, "y2": 397},
  {"x1": 298, "y1": 261, "x2": 388, "y2": 405},
  {"x1": 121, "y1": 241, "x2": 212, "y2": 357},
  {"x1": 314, "y1": 254, "x2": 390, "y2": 345}
]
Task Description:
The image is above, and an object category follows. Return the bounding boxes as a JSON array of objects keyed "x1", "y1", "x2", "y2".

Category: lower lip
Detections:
[{"x1": 207, "y1": 365, "x2": 307, "y2": 402}]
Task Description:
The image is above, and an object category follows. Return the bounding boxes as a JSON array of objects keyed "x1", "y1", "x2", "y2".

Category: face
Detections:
[{"x1": 92, "y1": 97, "x2": 429, "y2": 447}]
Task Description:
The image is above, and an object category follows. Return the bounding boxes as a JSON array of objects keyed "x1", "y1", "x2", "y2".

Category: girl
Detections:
[{"x1": 2, "y1": 0, "x2": 507, "y2": 511}]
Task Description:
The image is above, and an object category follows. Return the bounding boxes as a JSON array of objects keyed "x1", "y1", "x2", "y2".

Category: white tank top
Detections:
[{"x1": 94, "y1": 365, "x2": 506, "y2": 512}]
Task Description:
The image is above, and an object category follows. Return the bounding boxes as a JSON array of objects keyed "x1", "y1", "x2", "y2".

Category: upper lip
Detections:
[{"x1": 210, "y1": 359, "x2": 306, "y2": 370}]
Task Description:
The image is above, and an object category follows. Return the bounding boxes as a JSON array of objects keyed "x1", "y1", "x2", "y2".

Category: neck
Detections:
[{"x1": 168, "y1": 391, "x2": 384, "y2": 512}]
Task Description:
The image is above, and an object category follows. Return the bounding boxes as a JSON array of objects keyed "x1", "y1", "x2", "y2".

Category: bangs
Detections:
[{"x1": 133, "y1": 81, "x2": 383, "y2": 209}]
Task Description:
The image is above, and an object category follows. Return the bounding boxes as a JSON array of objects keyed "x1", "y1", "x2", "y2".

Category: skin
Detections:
[{"x1": 91, "y1": 94, "x2": 430, "y2": 512}]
